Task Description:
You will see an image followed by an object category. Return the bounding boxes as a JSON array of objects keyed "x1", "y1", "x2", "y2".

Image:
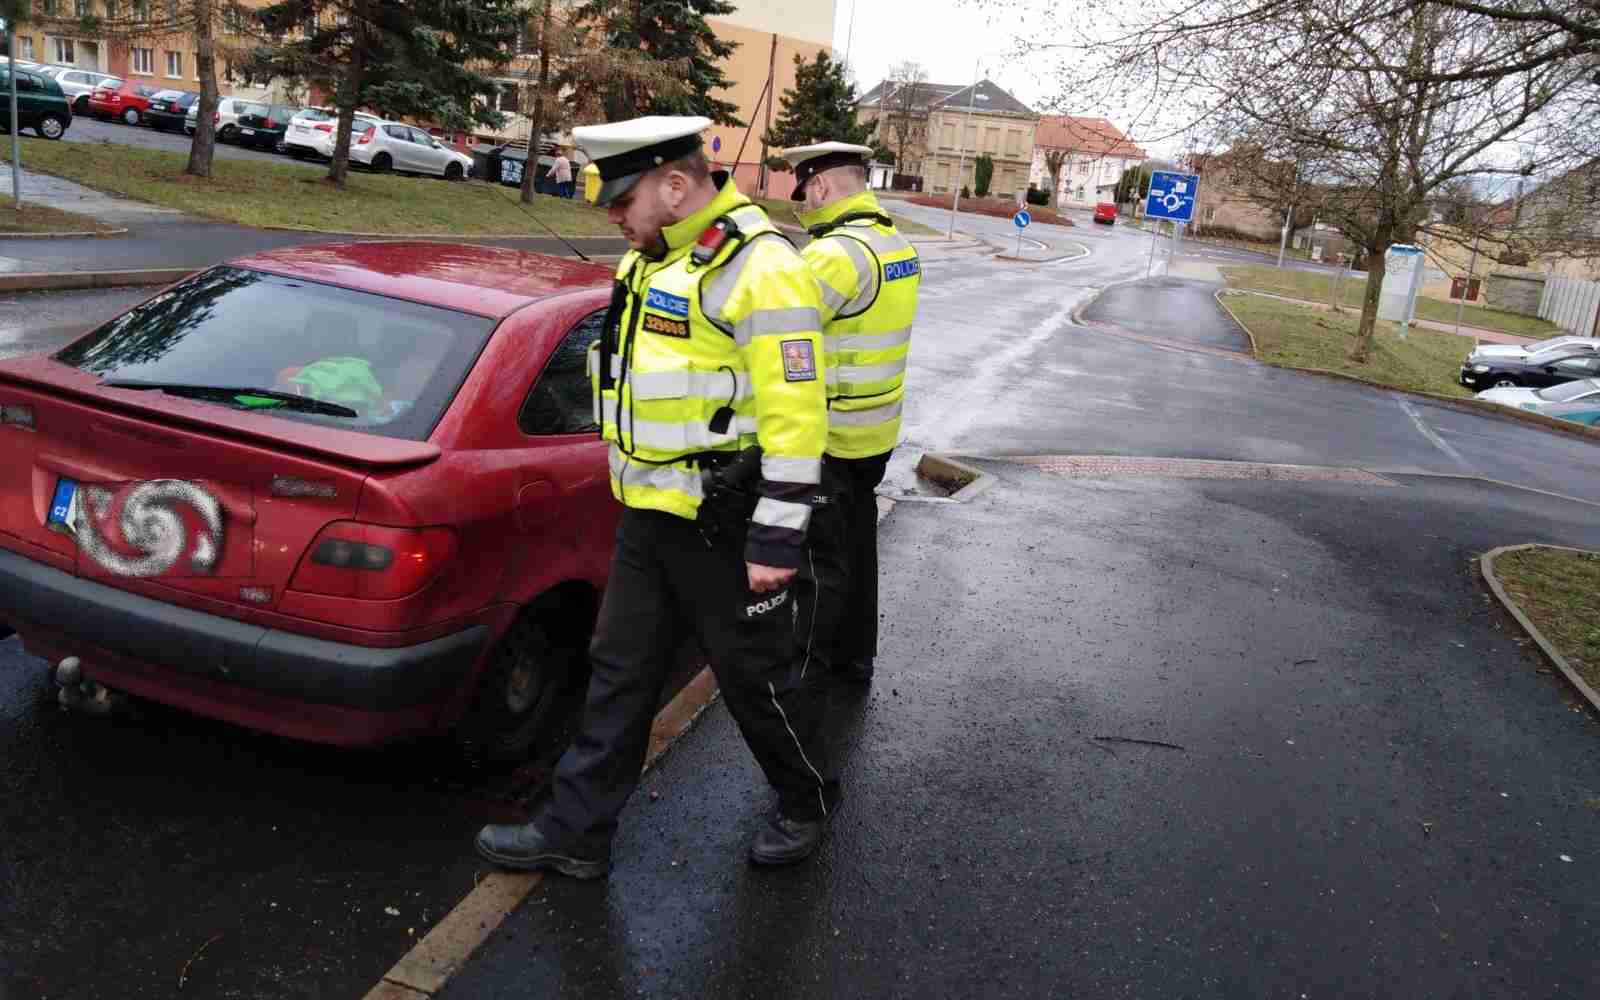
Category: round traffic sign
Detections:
[
  {"x1": 1013, "y1": 210, "x2": 1031, "y2": 229},
  {"x1": 711, "y1": 136, "x2": 722, "y2": 153}
]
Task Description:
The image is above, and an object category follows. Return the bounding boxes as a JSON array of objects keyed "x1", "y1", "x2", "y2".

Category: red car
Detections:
[
  {"x1": 1094, "y1": 202, "x2": 1118, "y2": 225},
  {"x1": 0, "y1": 243, "x2": 618, "y2": 759},
  {"x1": 87, "y1": 77, "x2": 161, "y2": 125}
]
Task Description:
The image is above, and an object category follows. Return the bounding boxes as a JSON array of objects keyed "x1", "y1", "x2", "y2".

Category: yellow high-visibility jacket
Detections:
[
  {"x1": 798, "y1": 190, "x2": 919, "y2": 459},
  {"x1": 589, "y1": 175, "x2": 827, "y2": 568}
]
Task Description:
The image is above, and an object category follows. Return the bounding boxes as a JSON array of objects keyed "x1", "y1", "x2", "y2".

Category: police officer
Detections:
[
  {"x1": 781, "y1": 142, "x2": 920, "y2": 684},
  {"x1": 475, "y1": 117, "x2": 835, "y2": 877}
]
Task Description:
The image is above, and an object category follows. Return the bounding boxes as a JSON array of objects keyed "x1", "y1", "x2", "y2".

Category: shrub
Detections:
[
  {"x1": 960, "y1": 185, "x2": 971, "y2": 199},
  {"x1": 974, "y1": 154, "x2": 994, "y2": 198},
  {"x1": 1025, "y1": 186, "x2": 1050, "y2": 206}
]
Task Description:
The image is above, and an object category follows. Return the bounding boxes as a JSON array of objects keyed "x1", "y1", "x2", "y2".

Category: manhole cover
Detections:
[{"x1": 1008, "y1": 455, "x2": 1396, "y2": 485}]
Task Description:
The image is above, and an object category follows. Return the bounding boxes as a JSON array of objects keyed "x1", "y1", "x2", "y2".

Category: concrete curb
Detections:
[
  {"x1": 0, "y1": 227, "x2": 130, "y2": 239},
  {"x1": 914, "y1": 453, "x2": 998, "y2": 503},
  {"x1": 995, "y1": 239, "x2": 1091, "y2": 265},
  {"x1": 1480, "y1": 544, "x2": 1600, "y2": 715},
  {"x1": 1213, "y1": 289, "x2": 1600, "y2": 447},
  {"x1": 0, "y1": 268, "x2": 194, "y2": 292}
]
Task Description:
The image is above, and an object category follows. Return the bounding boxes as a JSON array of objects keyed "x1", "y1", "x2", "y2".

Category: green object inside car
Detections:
[
  {"x1": 290, "y1": 357, "x2": 384, "y2": 408},
  {"x1": 233, "y1": 394, "x2": 285, "y2": 408}
]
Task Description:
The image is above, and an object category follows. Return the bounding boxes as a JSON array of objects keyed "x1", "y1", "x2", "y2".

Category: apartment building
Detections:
[
  {"x1": 1029, "y1": 116, "x2": 1145, "y2": 209},
  {"x1": 857, "y1": 77, "x2": 1037, "y2": 198}
]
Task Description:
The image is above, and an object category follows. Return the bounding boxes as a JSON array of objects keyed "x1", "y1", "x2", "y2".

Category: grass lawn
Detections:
[
  {"x1": 1221, "y1": 291, "x2": 1475, "y2": 398},
  {"x1": 2, "y1": 136, "x2": 622, "y2": 235},
  {"x1": 1221, "y1": 264, "x2": 1560, "y2": 339},
  {"x1": 0, "y1": 202, "x2": 122, "y2": 234},
  {"x1": 1492, "y1": 546, "x2": 1600, "y2": 697}
]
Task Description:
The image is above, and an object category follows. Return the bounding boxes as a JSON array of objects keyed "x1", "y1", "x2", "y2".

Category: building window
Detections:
[
  {"x1": 136, "y1": 1, "x2": 151, "y2": 23},
  {"x1": 167, "y1": 0, "x2": 179, "y2": 21},
  {"x1": 54, "y1": 38, "x2": 75, "y2": 65},
  {"x1": 105, "y1": 0, "x2": 118, "y2": 16},
  {"x1": 18, "y1": 37, "x2": 33, "y2": 61},
  {"x1": 131, "y1": 47, "x2": 154, "y2": 75},
  {"x1": 165, "y1": 51, "x2": 182, "y2": 77},
  {"x1": 1204, "y1": 207, "x2": 1217, "y2": 224},
  {"x1": 1078, "y1": 160, "x2": 1090, "y2": 175},
  {"x1": 75, "y1": 0, "x2": 88, "y2": 14},
  {"x1": 40, "y1": 0, "x2": 57, "y2": 13}
]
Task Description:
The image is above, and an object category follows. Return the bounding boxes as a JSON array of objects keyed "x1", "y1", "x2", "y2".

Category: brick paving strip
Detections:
[{"x1": 1006, "y1": 454, "x2": 1398, "y2": 486}]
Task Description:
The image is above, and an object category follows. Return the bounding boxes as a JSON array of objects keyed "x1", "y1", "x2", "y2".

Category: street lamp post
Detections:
[{"x1": 946, "y1": 57, "x2": 982, "y2": 240}]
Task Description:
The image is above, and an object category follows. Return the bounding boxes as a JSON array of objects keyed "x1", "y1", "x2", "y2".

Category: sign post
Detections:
[
  {"x1": 1142, "y1": 169, "x2": 1199, "y2": 279},
  {"x1": 3, "y1": 19, "x2": 17, "y2": 211},
  {"x1": 1012, "y1": 208, "x2": 1030, "y2": 257}
]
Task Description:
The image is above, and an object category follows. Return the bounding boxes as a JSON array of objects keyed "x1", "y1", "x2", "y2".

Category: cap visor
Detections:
[
  {"x1": 790, "y1": 183, "x2": 806, "y2": 202},
  {"x1": 593, "y1": 171, "x2": 644, "y2": 208}
]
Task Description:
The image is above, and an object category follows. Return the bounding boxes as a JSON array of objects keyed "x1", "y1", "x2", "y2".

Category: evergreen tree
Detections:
[
  {"x1": 576, "y1": 0, "x2": 743, "y2": 125},
  {"x1": 762, "y1": 51, "x2": 878, "y2": 171},
  {"x1": 243, "y1": 0, "x2": 522, "y2": 185},
  {"x1": 974, "y1": 154, "x2": 994, "y2": 198}
]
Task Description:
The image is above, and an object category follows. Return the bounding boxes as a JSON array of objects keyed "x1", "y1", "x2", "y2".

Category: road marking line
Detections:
[
  {"x1": 364, "y1": 667, "x2": 722, "y2": 1000},
  {"x1": 1397, "y1": 396, "x2": 1474, "y2": 472}
]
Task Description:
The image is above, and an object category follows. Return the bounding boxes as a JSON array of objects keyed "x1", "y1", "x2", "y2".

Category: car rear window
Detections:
[{"x1": 54, "y1": 267, "x2": 498, "y2": 441}]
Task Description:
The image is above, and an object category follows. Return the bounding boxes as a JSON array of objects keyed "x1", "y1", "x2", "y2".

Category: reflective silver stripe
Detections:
[
  {"x1": 829, "y1": 400, "x2": 902, "y2": 426},
  {"x1": 609, "y1": 449, "x2": 703, "y2": 498},
  {"x1": 816, "y1": 278, "x2": 851, "y2": 318},
  {"x1": 836, "y1": 359, "x2": 907, "y2": 386},
  {"x1": 728, "y1": 206, "x2": 768, "y2": 230},
  {"x1": 585, "y1": 349, "x2": 622, "y2": 380},
  {"x1": 848, "y1": 225, "x2": 911, "y2": 256},
  {"x1": 753, "y1": 496, "x2": 811, "y2": 532},
  {"x1": 761, "y1": 455, "x2": 821, "y2": 485},
  {"x1": 629, "y1": 369, "x2": 751, "y2": 402},
  {"x1": 733, "y1": 307, "x2": 821, "y2": 346},
  {"x1": 826, "y1": 327, "x2": 912, "y2": 354},
  {"x1": 626, "y1": 414, "x2": 757, "y2": 451},
  {"x1": 701, "y1": 231, "x2": 781, "y2": 328},
  {"x1": 828, "y1": 235, "x2": 878, "y2": 318},
  {"x1": 600, "y1": 396, "x2": 619, "y2": 425}
]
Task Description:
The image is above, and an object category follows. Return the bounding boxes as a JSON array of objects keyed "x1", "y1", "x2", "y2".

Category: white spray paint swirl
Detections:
[{"x1": 78, "y1": 479, "x2": 225, "y2": 578}]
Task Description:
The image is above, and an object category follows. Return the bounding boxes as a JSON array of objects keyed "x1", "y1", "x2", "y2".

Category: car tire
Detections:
[
  {"x1": 217, "y1": 125, "x2": 233, "y2": 142},
  {"x1": 370, "y1": 152, "x2": 393, "y2": 174},
  {"x1": 454, "y1": 614, "x2": 588, "y2": 765},
  {"x1": 36, "y1": 114, "x2": 67, "y2": 141},
  {"x1": 1494, "y1": 378, "x2": 1519, "y2": 388},
  {"x1": 288, "y1": 145, "x2": 306, "y2": 159},
  {"x1": 444, "y1": 161, "x2": 464, "y2": 181},
  {"x1": 275, "y1": 141, "x2": 288, "y2": 155},
  {"x1": 122, "y1": 107, "x2": 140, "y2": 126}
]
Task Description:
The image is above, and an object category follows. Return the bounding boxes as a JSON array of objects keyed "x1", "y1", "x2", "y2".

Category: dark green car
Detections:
[
  {"x1": 0, "y1": 67, "x2": 72, "y2": 140},
  {"x1": 233, "y1": 102, "x2": 302, "y2": 153}
]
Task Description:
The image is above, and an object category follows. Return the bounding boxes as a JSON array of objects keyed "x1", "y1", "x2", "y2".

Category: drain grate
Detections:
[{"x1": 1007, "y1": 455, "x2": 1396, "y2": 485}]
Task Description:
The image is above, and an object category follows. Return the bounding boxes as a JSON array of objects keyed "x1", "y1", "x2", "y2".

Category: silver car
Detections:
[
  {"x1": 350, "y1": 120, "x2": 473, "y2": 179},
  {"x1": 35, "y1": 66, "x2": 118, "y2": 115}
]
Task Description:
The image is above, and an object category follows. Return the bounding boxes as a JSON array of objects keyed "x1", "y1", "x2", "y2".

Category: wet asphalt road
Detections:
[{"x1": 3, "y1": 202, "x2": 1600, "y2": 997}]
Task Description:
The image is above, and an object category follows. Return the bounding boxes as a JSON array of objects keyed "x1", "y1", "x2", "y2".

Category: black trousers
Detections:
[
  {"x1": 537, "y1": 503, "x2": 835, "y2": 852},
  {"x1": 805, "y1": 451, "x2": 891, "y2": 674}
]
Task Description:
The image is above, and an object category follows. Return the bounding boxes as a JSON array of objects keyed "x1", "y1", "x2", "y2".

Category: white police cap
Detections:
[
  {"x1": 780, "y1": 142, "x2": 875, "y2": 200},
  {"x1": 571, "y1": 115, "x2": 712, "y2": 207}
]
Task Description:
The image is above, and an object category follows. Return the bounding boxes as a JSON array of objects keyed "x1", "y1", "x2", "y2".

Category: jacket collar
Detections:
[
  {"x1": 798, "y1": 190, "x2": 883, "y2": 231},
  {"x1": 657, "y1": 173, "x2": 750, "y2": 260}
]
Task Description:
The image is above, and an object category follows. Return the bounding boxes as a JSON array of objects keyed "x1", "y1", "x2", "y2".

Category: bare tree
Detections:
[
  {"x1": 1042, "y1": 148, "x2": 1068, "y2": 208},
  {"x1": 881, "y1": 61, "x2": 929, "y2": 179},
  {"x1": 990, "y1": 0, "x2": 1592, "y2": 362}
]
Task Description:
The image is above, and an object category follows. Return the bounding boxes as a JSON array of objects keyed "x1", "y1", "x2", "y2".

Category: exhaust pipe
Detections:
[{"x1": 54, "y1": 656, "x2": 132, "y2": 717}]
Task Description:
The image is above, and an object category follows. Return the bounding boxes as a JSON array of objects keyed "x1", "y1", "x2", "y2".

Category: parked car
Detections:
[
  {"x1": 0, "y1": 242, "x2": 616, "y2": 758},
  {"x1": 88, "y1": 77, "x2": 161, "y2": 125},
  {"x1": 1529, "y1": 401, "x2": 1600, "y2": 428},
  {"x1": 1460, "y1": 350, "x2": 1600, "y2": 391},
  {"x1": 1093, "y1": 202, "x2": 1117, "y2": 225},
  {"x1": 1468, "y1": 335, "x2": 1600, "y2": 363},
  {"x1": 144, "y1": 89, "x2": 200, "y2": 132},
  {"x1": 36, "y1": 66, "x2": 119, "y2": 115},
  {"x1": 184, "y1": 96, "x2": 256, "y2": 140},
  {"x1": 0, "y1": 66, "x2": 72, "y2": 140},
  {"x1": 284, "y1": 107, "x2": 382, "y2": 161},
  {"x1": 1475, "y1": 377, "x2": 1600, "y2": 411},
  {"x1": 229, "y1": 102, "x2": 301, "y2": 153},
  {"x1": 351, "y1": 120, "x2": 473, "y2": 179}
]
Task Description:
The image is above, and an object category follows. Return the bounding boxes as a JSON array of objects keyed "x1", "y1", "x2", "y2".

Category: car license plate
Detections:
[
  {"x1": 152, "y1": 103, "x2": 166, "y2": 111},
  {"x1": 240, "y1": 127, "x2": 255, "y2": 136},
  {"x1": 46, "y1": 477, "x2": 78, "y2": 531}
]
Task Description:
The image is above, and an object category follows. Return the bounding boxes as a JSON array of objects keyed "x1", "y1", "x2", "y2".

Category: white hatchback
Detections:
[
  {"x1": 184, "y1": 96, "x2": 258, "y2": 140},
  {"x1": 284, "y1": 107, "x2": 382, "y2": 160},
  {"x1": 349, "y1": 120, "x2": 473, "y2": 180},
  {"x1": 1475, "y1": 377, "x2": 1600, "y2": 411}
]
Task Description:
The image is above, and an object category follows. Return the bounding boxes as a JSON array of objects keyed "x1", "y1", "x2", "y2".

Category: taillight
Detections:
[
  {"x1": 357, "y1": 125, "x2": 374, "y2": 145},
  {"x1": 313, "y1": 123, "x2": 332, "y2": 133},
  {"x1": 289, "y1": 523, "x2": 456, "y2": 600},
  {"x1": 265, "y1": 118, "x2": 276, "y2": 128}
]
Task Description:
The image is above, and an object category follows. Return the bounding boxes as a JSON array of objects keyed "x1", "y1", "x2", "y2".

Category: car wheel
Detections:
[
  {"x1": 370, "y1": 153, "x2": 393, "y2": 173},
  {"x1": 1494, "y1": 378, "x2": 1519, "y2": 388},
  {"x1": 122, "y1": 107, "x2": 140, "y2": 126},
  {"x1": 275, "y1": 140, "x2": 288, "y2": 155},
  {"x1": 444, "y1": 161, "x2": 464, "y2": 181},
  {"x1": 217, "y1": 125, "x2": 233, "y2": 142},
  {"x1": 454, "y1": 614, "x2": 588, "y2": 764},
  {"x1": 73, "y1": 95, "x2": 89, "y2": 113},
  {"x1": 36, "y1": 115, "x2": 66, "y2": 141}
]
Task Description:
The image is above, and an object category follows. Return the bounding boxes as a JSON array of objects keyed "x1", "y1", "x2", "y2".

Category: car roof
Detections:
[{"x1": 227, "y1": 241, "x2": 612, "y2": 319}]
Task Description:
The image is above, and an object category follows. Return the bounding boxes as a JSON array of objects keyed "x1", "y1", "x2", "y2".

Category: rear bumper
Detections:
[{"x1": 0, "y1": 546, "x2": 486, "y2": 719}]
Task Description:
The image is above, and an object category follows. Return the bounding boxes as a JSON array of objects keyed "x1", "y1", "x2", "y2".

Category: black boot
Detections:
[
  {"x1": 749, "y1": 813, "x2": 826, "y2": 866},
  {"x1": 836, "y1": 659, "x2": 874, "y2": 684},
  {"x1": 475, "y1": 822, "x2": 610, "y2": 880}
]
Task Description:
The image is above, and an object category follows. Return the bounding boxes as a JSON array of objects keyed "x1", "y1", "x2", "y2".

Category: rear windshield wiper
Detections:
[{"x1": 99, "y1": 379, "x2": 361, "y2": 418}]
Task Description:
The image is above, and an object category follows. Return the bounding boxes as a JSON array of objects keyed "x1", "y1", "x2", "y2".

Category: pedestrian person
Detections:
[
  {"x1": 475, "y1": 116, "x2": 835, "y2": 879},
  {"x1": 780, "y1": 142, "x2": 920, "y2": 685},
  {"x1": 551, "y1": 148, "x2": 574, "y2": 198}
]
